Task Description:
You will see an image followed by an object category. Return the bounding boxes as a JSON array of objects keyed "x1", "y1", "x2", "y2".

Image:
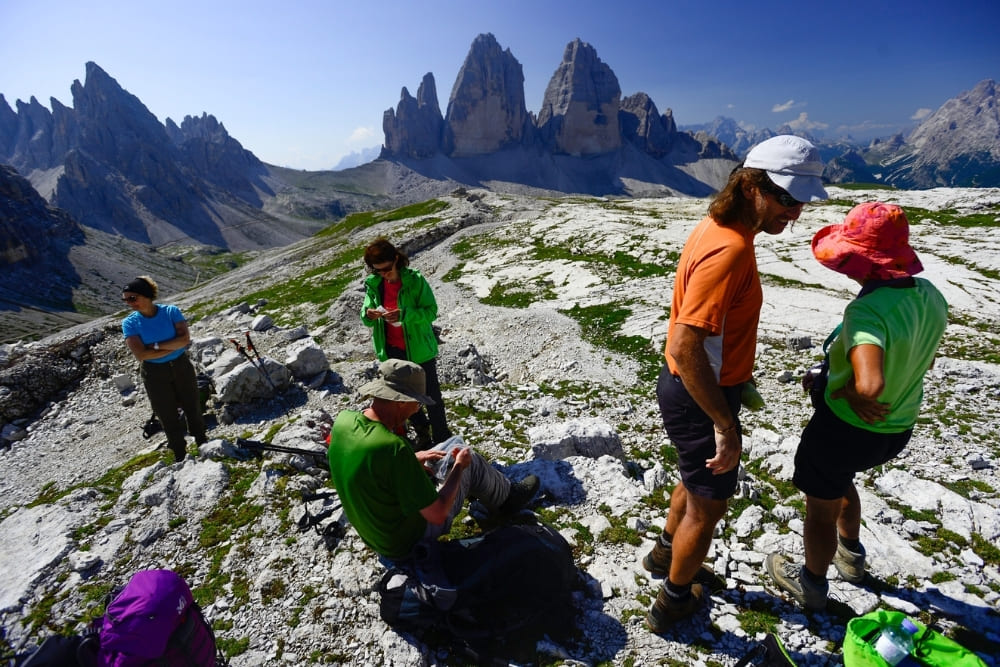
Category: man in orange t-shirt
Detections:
[{"x1": 644, "y1": 136, "x2": 829, "y2": 632}]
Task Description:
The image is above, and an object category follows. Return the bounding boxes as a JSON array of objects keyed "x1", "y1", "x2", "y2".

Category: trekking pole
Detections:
[
  {"x1": 244, "y1": 331, "x2": 278, "y2": 390},
  {"x1": 236, "y1": 438, "x2": 327, "y2": 466},
  {"x1": 229, "y1": 338, "x2": 278, "y2": 391}
]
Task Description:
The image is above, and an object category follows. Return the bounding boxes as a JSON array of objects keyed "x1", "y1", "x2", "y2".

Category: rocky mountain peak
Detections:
[
  {"x1": 890, "y1": 78, "x2": 1000, "y2": 187},
  {"x1": 442, "y1": 32, "x2": 530, "y2": 157},
  {"x1": 537, "y1": 38, "x2": 622, "y2": 156},
  {"x1": 619, "y1": 92, "x2": 673, "y2": 158},
  {"x1": 382, "y1": 74, "x2": 444, "y2": 159}
]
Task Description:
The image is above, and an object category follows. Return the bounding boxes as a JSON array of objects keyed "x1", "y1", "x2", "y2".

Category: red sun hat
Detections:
[{"x1": 812, "y1": 202, "x2": 923, "y2": 281}]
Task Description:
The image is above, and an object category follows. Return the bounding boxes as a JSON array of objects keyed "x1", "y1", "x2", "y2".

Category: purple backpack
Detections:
[{"x1": 93, "y1": 570, "x2": 220, "y2": 667}]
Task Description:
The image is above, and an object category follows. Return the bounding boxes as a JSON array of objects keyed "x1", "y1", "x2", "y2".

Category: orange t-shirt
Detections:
[{"x1": 665, "y1": 216, "x2": 762, "y2": 386}]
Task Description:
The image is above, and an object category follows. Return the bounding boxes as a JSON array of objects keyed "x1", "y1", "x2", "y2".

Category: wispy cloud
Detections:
[
  {"x1": 348, "y1": 126, "x2": 375, "y2": 144},
  {"x1": 785, "y1": 112, "x2": 828, "y2": 131},
  {"x1": 772, "y1": 99, "x2": 797, "y2": 113},
  {"x1": 911, "y1": 108, "x2": 933, "y2": 121}
]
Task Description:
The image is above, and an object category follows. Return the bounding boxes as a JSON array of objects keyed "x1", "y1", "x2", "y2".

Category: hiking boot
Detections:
[
  {"x1": 645, "y1": 583, "x2": 703, "y2": 632},
  {"x1": 499, "y1": 475, "x2": 540, "y2": 514},
  {"x1": 765, "y1": 553, "x2": 828, "y2": 611},
  {"x1": 642, "y1": 537, "x2": 672, "y2": 576},
  {"x1": 833, "y1": 540, "x2": 866, "y2": 583}
]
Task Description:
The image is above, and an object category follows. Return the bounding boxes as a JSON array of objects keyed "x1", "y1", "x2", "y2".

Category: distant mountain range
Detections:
[{"x1": 0, "y1": 34, "x2": 997, "y2": 342}]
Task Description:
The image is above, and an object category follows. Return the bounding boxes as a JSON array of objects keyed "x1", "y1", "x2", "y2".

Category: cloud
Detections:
[
  {"x1": 772, "y1": 99, "x2": 797, "y2": 113},
  {"x1": 348, "y1": 126, "x2": 376, "y2": 145},
  {"x1": 785, "y1": 112, "x2": 829, "y2": 131},
  {"x1": 911, "y1": 108, "x2": 933, "y2": 121}
]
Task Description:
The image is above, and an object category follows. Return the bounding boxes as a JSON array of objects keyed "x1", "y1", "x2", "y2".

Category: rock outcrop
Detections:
[
  {"x1": 884, "y1": 78, "x2": 1000, "y2": 188},
  {"x1": 0, "y1": 165, "x2": 84, "y2": 316},
  {"x1": 537, "y1": 39, "x2": 621, "y2": 156},
  {"x1": 380, "y1": 33, "x2": 727, "y2": 171},
  {"x1": 619, "y1": 93, "x2": 674, "y2": 158},
  {"x1": 382, "y1": 74, "x2": 444, "y2": 159},
  {"x1": 442, "y1": 34, "x2": 532, "y2": 157},
  {"x1": 0, "y1": 63, "x2": 285, "y2": 250}
]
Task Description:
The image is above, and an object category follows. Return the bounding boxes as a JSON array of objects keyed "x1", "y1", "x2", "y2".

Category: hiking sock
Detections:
[
  {"x1": 657, "y1": 532, "x2": 673, "y2": 548},
  {"x1": 838, "y1": 535, "x2": 862, "y2": 552},
  {"x1": 664, "y1": 579, "x2": 692, "y2": 602},
  {"x1": 802, "y1": 566, "x2": 827, "y2": 587}
]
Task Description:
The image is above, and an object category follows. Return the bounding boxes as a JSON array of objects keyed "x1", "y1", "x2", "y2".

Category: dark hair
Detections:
[
  {"x1": 363, "y1": 237, "x2": 409, "y2": 270},
  {"x1": 123, "y1": 275, "x2": 158, "y2": 300},
  {"x1": 708, "y1": 168, "x2": 775, "y2": 228}
]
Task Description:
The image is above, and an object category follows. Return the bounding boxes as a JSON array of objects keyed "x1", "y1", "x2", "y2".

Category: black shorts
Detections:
[
  {"x1": 793, "y1": 398, "x2": 911, "y2": 500},
  {"x1": 656, "y1": 365, "x2": 743, "y2": 500}
]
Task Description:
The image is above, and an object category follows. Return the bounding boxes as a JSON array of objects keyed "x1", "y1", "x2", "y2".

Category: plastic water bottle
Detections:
[{"x1": 874, "y1": 617, "x2": 919, "y2": 665}]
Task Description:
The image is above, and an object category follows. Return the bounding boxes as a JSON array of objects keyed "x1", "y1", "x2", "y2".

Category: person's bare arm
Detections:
[
  {"x1": 157, "y1": 320, "x2": 192, "y2": 351},
  {"x1": 831, "y1": 343, "x2": 889, "y2": 424},
  {"x1": 668, "y1": 323, "x2": 741, "y2": 474},
  {"x1": 123, "y1": 321, "x2": 191, "y2": 361},
  {"x1": 419, "y1": 447, "x2": 471, "y2": 525}
]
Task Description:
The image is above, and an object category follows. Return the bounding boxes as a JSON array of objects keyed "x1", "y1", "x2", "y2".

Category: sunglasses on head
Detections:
[
  {"x1": 761, "y1": 182, "x2": 802, "y2": 208},
  {"x1": 122, "y1": 295, "x2": 139, "y2": 303},
  {"x1": 368, "y1": 260, "x2": 395, "y2": 274}
]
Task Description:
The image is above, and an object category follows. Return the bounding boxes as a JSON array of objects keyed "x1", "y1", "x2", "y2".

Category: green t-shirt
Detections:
[
  {"x1": 825, "y1": 278, "x2": 947, "y2": 432},
  {"x1": 327, "y1": 410, "x2": 438, "y2": 559}
]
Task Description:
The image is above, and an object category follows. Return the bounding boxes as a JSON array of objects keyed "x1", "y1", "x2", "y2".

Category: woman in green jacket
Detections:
[{"x1": 361, "y1": 238, "x2": 452, "y2": 448}]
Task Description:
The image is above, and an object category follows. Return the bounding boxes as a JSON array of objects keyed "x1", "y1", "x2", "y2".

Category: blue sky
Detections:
[{"x1": 2, "y1": 0, "x2": 997, "y2": 171}]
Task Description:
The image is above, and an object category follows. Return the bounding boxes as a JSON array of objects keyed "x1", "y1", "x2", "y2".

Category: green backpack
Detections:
[{"x1": 843, "y1": 609, "x2": 986, "y2": 666}]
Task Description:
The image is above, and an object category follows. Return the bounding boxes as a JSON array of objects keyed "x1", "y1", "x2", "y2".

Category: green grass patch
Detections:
[
  {"x1": 560, "y1": 303, "x2": 661, "y2": 382},
  {"x1": 314, "y1": 199, "x2": 449, "y2": 239}
]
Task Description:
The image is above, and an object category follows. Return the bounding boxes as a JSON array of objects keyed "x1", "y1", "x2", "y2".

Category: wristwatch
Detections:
[{"x1": 154, "y1": 342, "x2": 160, "y2": 351}]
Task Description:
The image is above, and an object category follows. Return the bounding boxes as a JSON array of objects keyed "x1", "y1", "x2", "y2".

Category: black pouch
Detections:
[
  {"x1": 141, "y1": 413, "x2": 163, "y2": 439},
  {"x1": 805, "y1": 324, "x2": 841, "y2": 410},
  {"x1": 734, "y1": 632, "x2": 797, "y2": 666},
  {"x1": 806, "y1": 359, "x2": 829, "y2": 410}
]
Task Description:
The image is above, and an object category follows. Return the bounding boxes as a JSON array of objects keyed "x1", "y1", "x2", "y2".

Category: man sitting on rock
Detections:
[{"x1": 327, "y1": 359, "x2": 539, "y2": 563}]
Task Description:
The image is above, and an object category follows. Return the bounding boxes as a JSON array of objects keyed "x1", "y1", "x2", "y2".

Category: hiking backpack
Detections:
[
  {"x1": 843, "y1": 609, "x2": 986, "y2": 667},
  {"x1": 377, "y1": 518, "x2": 580, "y2": 663},
  {"x1": 88, "y1": 569, "x2": 223, "y2": 666},
  {"x1": 12, "y1": 570, "x2": 225, "y2": 667}
]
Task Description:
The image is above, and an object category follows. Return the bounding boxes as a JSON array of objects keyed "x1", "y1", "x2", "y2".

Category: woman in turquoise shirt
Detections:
[{"x1": 121, "y1": 276, "x2": 207, "y2": 462}]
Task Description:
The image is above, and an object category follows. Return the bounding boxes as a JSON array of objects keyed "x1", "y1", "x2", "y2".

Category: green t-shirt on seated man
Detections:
[{"x1": 327, "y1": 410, "x2": 439, "y2": 560}]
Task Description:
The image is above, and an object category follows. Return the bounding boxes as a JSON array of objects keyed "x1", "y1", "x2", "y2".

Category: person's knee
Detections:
[
  {"x1": 685, "y1": 493, "x2": 728, "y2": 525},
  {"x1": 805, "y1": 495, "x2": 844, "y2": 524}
]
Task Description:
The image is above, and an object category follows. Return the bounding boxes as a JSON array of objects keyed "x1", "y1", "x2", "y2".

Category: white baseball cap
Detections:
[{"x1": 744, "y1": 135, "x2": 828, "y2": 203}]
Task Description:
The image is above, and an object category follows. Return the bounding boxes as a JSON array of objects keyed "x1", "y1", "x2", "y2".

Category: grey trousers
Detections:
[{"x1": 422, "y1": 444, "x2": 511, "y2": 541}]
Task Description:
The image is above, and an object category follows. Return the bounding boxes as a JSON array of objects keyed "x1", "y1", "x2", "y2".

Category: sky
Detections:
[{"x1": 1, "y1": 0, "x2": 998, "y2": 171}]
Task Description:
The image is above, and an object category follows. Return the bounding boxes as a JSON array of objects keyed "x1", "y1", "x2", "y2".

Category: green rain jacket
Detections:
[{"x1": 361, "y1": 267, "x2": 439, "y2": 364}]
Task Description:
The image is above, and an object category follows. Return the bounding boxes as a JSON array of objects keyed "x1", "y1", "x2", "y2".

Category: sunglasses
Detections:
[
  {"x1": 761, "y1": 182, "x2": 802, "y2": 208},
  {"x1": 368, "y1": 261, "x2": 395, "y2": 274},
  {"x1": 122, "y1": 295, "x2": 139, "y2": 303}
]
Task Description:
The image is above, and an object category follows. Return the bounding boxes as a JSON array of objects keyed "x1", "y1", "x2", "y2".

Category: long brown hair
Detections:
[{"x1": 708, "y1": 168, "x2": 773, "y2": 227}]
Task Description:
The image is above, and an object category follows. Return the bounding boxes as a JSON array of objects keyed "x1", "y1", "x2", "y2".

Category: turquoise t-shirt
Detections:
[
  {"x1": 121, "y1": 304, "x2": 187, "y2": 363},
  {"x1": 327, "y1": 410, "x2": 438, "y2": 559},
  {"x1": 825, "y1": 278, "x2": 948, "y2": 432}
]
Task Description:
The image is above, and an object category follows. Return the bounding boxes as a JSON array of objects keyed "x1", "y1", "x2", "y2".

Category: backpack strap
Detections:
[
  {"x1": 159, "y1": 602, "x2": 224, "y2": 666},
  {"x1": 821, "y1": 323, "x2": 842, "y2": 356}
]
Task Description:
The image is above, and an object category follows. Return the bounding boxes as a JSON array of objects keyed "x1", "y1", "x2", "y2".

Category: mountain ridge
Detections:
[{"x1": 1, "y1": 37, "x2": 998, "y2": 344}]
